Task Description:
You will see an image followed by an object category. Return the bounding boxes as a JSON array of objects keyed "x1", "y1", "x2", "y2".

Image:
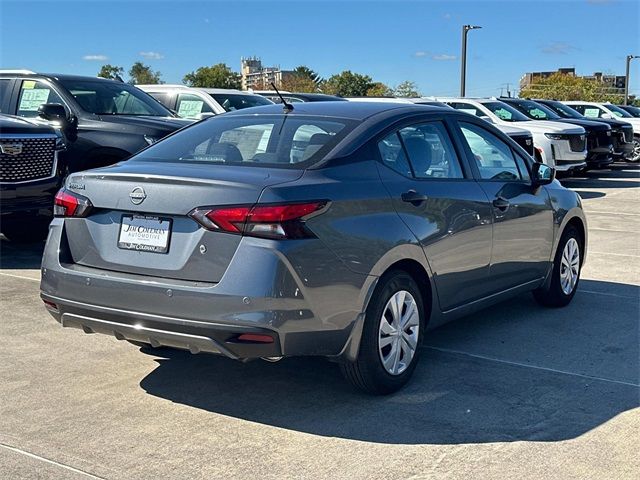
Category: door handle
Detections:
[
  {"x1": 401, "y1": 190, "x2": 429, "y2": 205},
  {"x1": 492, "y1": 196, "x2": 510, "y2": 212}
]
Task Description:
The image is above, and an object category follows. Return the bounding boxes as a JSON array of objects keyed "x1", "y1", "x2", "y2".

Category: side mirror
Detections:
[
  {"x1": 532, "y1": 162, "x2": 555, "y2": 187},
  {"x1": 479, "y1": 115, "x2": 495, "y2": 124},
  {"x1": 196, "y1": 112, "x2": 216, "y2": 120},
  {"x1": 600, "y1": 113, "x2": 613, "y2": 119}
]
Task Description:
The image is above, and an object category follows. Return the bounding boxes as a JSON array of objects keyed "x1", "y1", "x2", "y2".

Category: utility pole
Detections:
[
  {"x1": 625, "y1": 55, "x2": 639, "y2": 105},
  {"x1": 460, "y1": 25, "x2": 482, "y2": 97}
]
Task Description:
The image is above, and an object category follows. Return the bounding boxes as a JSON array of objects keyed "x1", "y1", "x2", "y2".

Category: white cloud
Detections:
[
  {"x1": 432, "y1": 54, "x2": 457, "y2": 61},
  {"x1": 140, "y1": 51, "x2": 164, "y2": 60},
  {"x1": 204, "y1": 18, "x2": 210, "y2": 23},
  {"x1": 414, "y1": 51, "x2": 428, "y2": 57},
  {"x1": 82, "y1": 54, "x2": 108, "y2": 61},
  {"x1": 443, "y1": 13, "x2": 452, "y2": 19},
  {"x1": 541, "y1": 42, "x2": 576, "y2": 55}
]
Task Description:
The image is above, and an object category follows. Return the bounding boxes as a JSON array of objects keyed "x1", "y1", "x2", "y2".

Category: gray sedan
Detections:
[{"x1": 40, "y1": 101, "x2": 586, "y2": 394}]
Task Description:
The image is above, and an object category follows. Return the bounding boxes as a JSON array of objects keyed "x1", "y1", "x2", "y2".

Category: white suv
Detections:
[
  {"x1": 564, "y1": 101, "x2": 639, "y2": 161},
  {"x1": 437, "y1": 97, "x2": 588, "y2": 173},
  {"x1": 136, "y1": 85, "x2": 272, "y2": 120}
]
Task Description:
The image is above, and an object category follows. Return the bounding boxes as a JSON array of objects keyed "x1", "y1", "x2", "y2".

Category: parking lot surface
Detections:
[{"x1": 1, "y1": 164, "x2": 638, "y2": 480}]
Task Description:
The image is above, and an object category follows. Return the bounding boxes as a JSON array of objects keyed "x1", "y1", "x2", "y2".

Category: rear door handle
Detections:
[
  {"x1": 492, "y1": 196, "x2": 510, "y2": 211},
  {"x1": 401, "y1": 190, "x2": 429, "y2": 205}
]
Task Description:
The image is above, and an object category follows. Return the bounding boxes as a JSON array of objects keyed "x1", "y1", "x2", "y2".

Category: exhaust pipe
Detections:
[{"x1": 261, "y1": 356, "x2": 283, "y2": 363}]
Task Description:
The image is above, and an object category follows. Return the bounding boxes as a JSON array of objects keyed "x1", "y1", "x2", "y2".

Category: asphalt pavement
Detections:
[{"x1": 1, "y1": 163, "x2": 638, "y2": 479}]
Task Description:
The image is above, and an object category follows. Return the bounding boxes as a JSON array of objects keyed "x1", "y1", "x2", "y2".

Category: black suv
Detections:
[
  {"x1": 499, "y1": 97, "x2": 614, "y2": 169},
  {"x1": 0, "y1": 71, "x2": 192, "y2": 173},
  {"x1": 0, "y1": 114, "x2": 65, "y2": 241},
  {"x1": 534, "y1": 99, "x2": 635, "y2": 162}
]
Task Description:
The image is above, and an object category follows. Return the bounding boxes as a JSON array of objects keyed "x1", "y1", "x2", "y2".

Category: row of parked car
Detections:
[{"x1": 0, "y1": 69, "x2": 638, "y2": 242}]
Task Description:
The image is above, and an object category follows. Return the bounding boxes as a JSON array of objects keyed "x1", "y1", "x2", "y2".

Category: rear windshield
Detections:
[
  {"x1": 209, "y1": 93, "x2": 272, "y2": 112},
  {"x1": 542, "y1": 101, "x2": 583, "y2": 119},
  {"x1": 509, "y1": 100, "x2": 561, "y2": 120},
  {"x1": 131, "y1": 114, "x2": 354, "y2": 168}
]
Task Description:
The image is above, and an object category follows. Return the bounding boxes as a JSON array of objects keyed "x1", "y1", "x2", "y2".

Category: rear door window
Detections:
[
  {"x1": 398, "y1": 122, "x2": 464, "y2": 179},
  {"x1": 16, "y1": 79, "x2": 64, "y2": 117}
]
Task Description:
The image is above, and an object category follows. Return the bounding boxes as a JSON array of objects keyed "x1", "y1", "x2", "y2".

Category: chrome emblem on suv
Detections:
[
  {"x1": 0, "y1": 143, "x2": 23, "y2": 156},
  {"x1": 129, "y1": 186, "x2": 147, "y2": 205}
]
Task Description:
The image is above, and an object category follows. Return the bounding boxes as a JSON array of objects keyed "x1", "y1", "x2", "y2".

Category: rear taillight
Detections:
[
  {"x1": 54, "y1": 188, "x2": 93, "y2": 217},
  {"x1": 189, "y1": 201, "x2": 327, "y2": 239}
]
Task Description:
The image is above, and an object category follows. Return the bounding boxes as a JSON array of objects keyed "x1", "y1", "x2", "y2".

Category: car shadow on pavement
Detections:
[
  {"x1": 0, "y1": 238, "x2": 45, "y2": 269},
  {"x1": 139, "y1": 279, "x2": 639, "y2": 445}
]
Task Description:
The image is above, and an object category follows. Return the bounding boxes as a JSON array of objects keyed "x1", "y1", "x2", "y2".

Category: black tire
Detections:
[
  {"x1": 533, "y1": 225, "x2": 582, "y2": 308},
  {"x1": 1, "y1": 217, "x2": 51, "y2": 243},
  {"x1": 340, "y1": 270, "x2": 425, "y2": 395}
]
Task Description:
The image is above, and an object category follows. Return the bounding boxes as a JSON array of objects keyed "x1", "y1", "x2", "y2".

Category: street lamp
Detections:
[
  {"x1": 625, "y1": 54, "x2": 639, "y2": 105},
  {"x1": 460, "y1": 24, "x2": 482, "y2": 97}
]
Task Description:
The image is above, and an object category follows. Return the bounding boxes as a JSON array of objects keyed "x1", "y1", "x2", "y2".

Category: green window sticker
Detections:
[
  {"x1": 177, "y1": 100, "x2": 204, "y2": 118},
  {"x1": 19, "y1": 88, "x2": 51, "y2": 111},
  {"x1": 584, "y1": 108, "x2": 600, "y2": 118}
]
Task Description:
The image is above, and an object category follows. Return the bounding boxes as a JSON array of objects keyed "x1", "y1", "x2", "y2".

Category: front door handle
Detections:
[
  {"x1": 492, "y1": 196, "x2": 510, "y2": 212},
  {"x1": 401, "y1": 190, "x2": 429, "y2": 205}
]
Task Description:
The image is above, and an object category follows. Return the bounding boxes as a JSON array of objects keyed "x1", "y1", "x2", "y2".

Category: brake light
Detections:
[
  {"x1": 189, "y1": 201, "x2": 327, "y2": 239},
  {"x1": 54, "y1": 188, "x2": 93, "y2": 217}
]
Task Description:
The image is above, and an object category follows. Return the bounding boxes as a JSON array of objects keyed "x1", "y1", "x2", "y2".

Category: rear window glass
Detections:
[
  {"x1": 209, "y1": 93, "x2": 272, "y2": 112},
  {"x1": 132, "y1": 115, "x2": 354, "y2": 168}
]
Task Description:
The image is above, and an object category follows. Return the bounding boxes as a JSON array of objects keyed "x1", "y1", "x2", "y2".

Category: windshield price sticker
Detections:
[
  {"x1": 177, "y1": 100, "x2": 204, "y2": 118},
  {"x1": 19, "y1": 88, "x2": 51, "y2": 111}
]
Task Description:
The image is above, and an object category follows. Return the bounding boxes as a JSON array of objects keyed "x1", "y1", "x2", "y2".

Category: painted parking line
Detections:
[
  {"x1": 0, "y1": 272, "x2": 40, "y2": 282},
  {"x1": 0, "y1": 442, "x2": 105, "y2": 480},
  {"x1": 423, "y1": 346, "x2": 640, "y2": 388}
]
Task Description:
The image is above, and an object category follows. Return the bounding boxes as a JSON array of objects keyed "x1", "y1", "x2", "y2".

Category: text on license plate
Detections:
[{"x1": 118, "y1": 215, "x2": 171, "y2": 253}]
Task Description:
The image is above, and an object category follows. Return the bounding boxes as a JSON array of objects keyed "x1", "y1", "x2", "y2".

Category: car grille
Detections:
[
  {"x1": 587, "y1": 131, "x2": 613, "y2": 149},
  {"x1": 0, "y1": 137, "x2": 56, "y2": 182},
  {"x1": 568, "y1": 134, "x2": 586, "y2": 152},
  {"x1": 622, "y1": 127, "x2": 633, "y2": 143},
  {"x1": 512, "y1": 135, "x2": 534, "y2": 156}
]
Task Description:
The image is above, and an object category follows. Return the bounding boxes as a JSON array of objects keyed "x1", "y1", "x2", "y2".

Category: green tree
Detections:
[
  {"x1": 321, "y1": 70, "x2": 374, "y2": 97},
  {"x1": 366, "y1": 82, "x2": 393, "y2": 97},
  {"x1": 520, "y1": 72, "x2": 623, "y2": 102},
  {"x1": 281, "y1": 74, "x2": 318, "y2": 93},
  {"x1": 183, "y1": 63, "x2": 241, "y2": 89},
  {"x1": 394, "y1": 80, "x2": 420, "y2": 98},
  {"x1": 97, "y1": 64, "x2": 124, "y2": 80},
  {"x1": 128, "y1": 62, "x2": 162, "y2": 85},
  {"x1": 293, "y1": 66, "x2": 323, "y2": 86}
]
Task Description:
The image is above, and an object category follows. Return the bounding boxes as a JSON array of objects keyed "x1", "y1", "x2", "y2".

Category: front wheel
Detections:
[
  {"x1": 631, "y1": 136, "x2": 640, "y2": 162},
  {"x1": 533, "y1": 225, "x2": 582, "y2": 307},
  {"x1": 340, "y1": 271, "x2": 425, "y2": 395}
]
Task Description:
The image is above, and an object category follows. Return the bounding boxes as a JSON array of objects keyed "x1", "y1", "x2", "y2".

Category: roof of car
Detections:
[
  {"x1": 222, "y1": 100, "x2": 443, "y2": 121},
  {"x1": 138, "y1": 84, "x2": 254, "y2": 95},
  {"x1": 0, "y1": 71, "x2": 129, "y2": 84}
]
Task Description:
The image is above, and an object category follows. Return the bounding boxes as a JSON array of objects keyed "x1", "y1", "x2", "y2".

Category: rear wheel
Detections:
[
  {"x1": 340, "y1": 271, "x2": 425, "y2": 395},
  {"x1": 533, "y1": 225, "x2": 582, "y2": 307},
  {"x1": 632, "y1": 136, "x2": 640, "y2": 162},
  {"x1": 1, "y1": 217, "x2": 51, "y2": 243}
]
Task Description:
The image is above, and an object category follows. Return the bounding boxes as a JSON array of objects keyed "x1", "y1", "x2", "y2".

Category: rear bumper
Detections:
[
  {"x1": 40, "y1": 218, "x2": 373, "y2": 360},
  {"x1": 553, "y1": 160, "x2": 587, "y2": 173},
  {"x1": 42, "y1": 295, "x2": 282, "y2": 359}
]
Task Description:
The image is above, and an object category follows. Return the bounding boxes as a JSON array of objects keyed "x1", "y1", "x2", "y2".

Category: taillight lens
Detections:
[
  {"x1": 189, "y1": 201, "x2": 327, "y2": 239},
  {"x1": 54, "y1": 188, "x2": 93, "y2": 217}
]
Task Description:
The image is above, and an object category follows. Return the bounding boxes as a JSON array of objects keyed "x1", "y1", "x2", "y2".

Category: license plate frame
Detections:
[{"x1": 117, "y1": 214, "x2": 172, "y2": 254}]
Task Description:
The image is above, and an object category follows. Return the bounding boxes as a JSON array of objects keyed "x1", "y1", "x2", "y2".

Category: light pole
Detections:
[
  {"x1": 624, "y1": 54, "x2": 639, "y2": 105},
  {"x1": 460, "y1": 24, "x2": 482, "y2": 97}
]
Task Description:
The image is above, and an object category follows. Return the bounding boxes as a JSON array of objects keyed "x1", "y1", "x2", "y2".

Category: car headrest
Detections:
[
  {"x1": 402, "y1": 137, "x2": 432, "y2": 172},
  {"x1": 207, "y1": 142, "x2": 243, "y2": 163}
]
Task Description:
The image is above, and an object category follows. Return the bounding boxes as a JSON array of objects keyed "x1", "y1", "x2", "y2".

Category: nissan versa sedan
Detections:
[{"x1": 40, "y1": 102, "x2": 587, "y2": 394}]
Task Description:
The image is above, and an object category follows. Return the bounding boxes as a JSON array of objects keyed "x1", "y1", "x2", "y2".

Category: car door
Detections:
[
  {"x1": 376, "y1": 118, "x2": 494, "y2": 311},
  {"x1": 455, "y1": 120, "x2": 553, "y2": 293}
]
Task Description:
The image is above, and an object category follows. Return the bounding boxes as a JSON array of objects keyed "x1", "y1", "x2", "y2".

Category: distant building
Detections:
[
  {"x1": 519, "y1": 67, "x2": 626, "y2": 93},
  {"x1": 241, "y1": 56, "x2": 294, "y2": 90}
]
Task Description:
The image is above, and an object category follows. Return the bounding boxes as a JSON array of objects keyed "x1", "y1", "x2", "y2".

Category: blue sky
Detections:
[{"x1": 1, "y1": 0, "x2": 638, "y2": 97}]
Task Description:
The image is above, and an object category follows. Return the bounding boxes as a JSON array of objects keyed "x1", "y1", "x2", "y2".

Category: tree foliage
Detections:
[
  {"x1": 128, "y1": 62, "x2": 162, "y2": 85},
  {"x1": 281, "y1": 65, "x2": 324, "y2": 93},
  {"x1": 97, "y1": 64, "x2": 124, "y2": 80},
  {"x1": 321, "y1": 70, "x2": 374, "y2": 97},
  {"x1": 293, "y1": 66, "x2": 323, "y2": 86},
  {"x1": 366, "y1": 82, "x2": 393, "y2": 97},
  {"x1": 520, "y1": 72, "x2": 623, "y2": 102},
  {"x1": 394, "y1": 80, "x2": 420, "y2": 98},
  {"x1": 183, "y1": 63, "x2": 241, "y2": 89}
]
